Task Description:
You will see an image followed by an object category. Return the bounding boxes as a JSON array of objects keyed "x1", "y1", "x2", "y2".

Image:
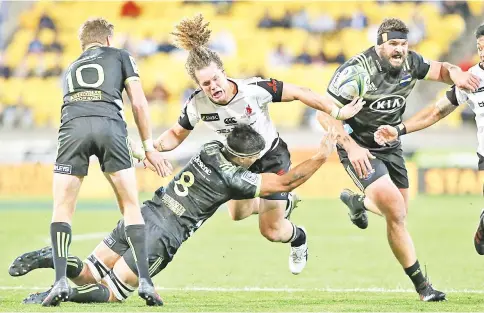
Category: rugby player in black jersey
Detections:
[
  {"x1": 319, "y1": 18, "x2": 479, "y2": 301},
  {"x1": 10, "y1": 125, "x2": 337, "y2": 305}
]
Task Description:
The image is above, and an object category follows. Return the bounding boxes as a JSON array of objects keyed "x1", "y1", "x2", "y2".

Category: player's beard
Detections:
[{"x1": 381, "y1": 52, "x2": 406, "y2": 77}]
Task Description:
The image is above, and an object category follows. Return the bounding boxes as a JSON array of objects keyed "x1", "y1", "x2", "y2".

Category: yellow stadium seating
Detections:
[{"x1": 2, "y1": 0, "x2": 474, "y2": 128}]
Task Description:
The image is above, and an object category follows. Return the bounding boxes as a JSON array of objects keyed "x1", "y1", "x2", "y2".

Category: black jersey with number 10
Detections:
[
  {"x1": 61, "y1": 46, "x2": 139, "y2": 125},
  {"x1": 327, "y1": 46, "x2": 430, "y2": 151}
]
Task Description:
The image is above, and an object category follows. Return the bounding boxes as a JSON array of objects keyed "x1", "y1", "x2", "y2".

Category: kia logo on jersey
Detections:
[
  {"x1": 369, "y1": 95, "x2": 406, "y2": 113},
  {"x1": 224, "y1": 117, "x2": 237, "y2": 125},
  {"x1": 201, "y1": 113, "x2": 220, "y2": 122}
]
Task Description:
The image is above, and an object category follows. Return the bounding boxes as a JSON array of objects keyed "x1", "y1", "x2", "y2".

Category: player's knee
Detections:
[
  {"x1": 259, "y1": 223, "x2": 282, "y2": 242},
  {"x1": 370, "y1": 187, "x2": 406, "y2": 223},
  {"x1": 104, "y1": 269, "x2": 136, "y2": 302}
]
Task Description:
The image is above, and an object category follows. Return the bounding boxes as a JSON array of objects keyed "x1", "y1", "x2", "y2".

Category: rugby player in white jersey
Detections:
[
  {"x1": 153, "y1": 14, "x2": 364, "y2": 275},
  {"x1": 373, "y1": 24, "x2": 484, "y2": 256}
]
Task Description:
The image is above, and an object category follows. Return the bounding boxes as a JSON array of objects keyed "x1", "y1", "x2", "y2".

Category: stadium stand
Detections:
[{"x1": 0, "y1": 0, "x2": 482, "y2": 129}]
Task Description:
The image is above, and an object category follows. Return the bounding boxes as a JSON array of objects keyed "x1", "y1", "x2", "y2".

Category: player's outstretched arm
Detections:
[
  {"x1": 316, "y1": 111, "x2": 375, "y2": 179},
  {"x1": 258, "y1": 128, "x2": 337, "y2": 197},
  {"x1": 281, "y1": 82, "x2": 364, "y2": 120},
  {"x1": 126, "y1": 80, "x2": 172, "y2": 177},
  {"x1": 374, "y1": 96, "x2": 457, "y2": 146},
  {"x1": 426, "y1": 61, "x2": 479, "y2": 91},
  {"x1": 154, "y1": 123, "x2": 192, "y2": 152}
]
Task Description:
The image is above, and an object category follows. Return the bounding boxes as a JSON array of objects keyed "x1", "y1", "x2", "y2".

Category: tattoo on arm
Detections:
[
  {"x1": 158, "y1": 140, "x2": 166, "y2": 152},
  {"x1": 435, "y1": 99, "x2": 457, "y2": 119},
  {"x1": 288, "y1": 173, "x2": 307, "y2": 185}
]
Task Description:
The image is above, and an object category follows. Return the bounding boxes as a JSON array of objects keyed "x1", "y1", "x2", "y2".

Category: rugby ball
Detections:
[{"x1": 337, "y1": 65, "x2": 370, "y2": 100}]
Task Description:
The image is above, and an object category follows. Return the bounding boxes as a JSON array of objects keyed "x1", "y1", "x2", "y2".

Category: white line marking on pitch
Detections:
[{"x1": 2, "y1": 286, "x2": 484, "y2": 293}]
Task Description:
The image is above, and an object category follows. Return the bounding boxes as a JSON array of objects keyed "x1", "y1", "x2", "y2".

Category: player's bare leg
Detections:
[
  {"x1": 104, "y1": 168, "x2": 162, "y2": 306},
  {"x1": 227, "y1": 199, "x2": 260, "y2": 220},
  {"x1": 228, "y1": 192, "x2": 299, "y2": 221},
  {"x1": 258, "y1": 199, "x2": 307, "y2": 274},
  {"x1": 42, "y1": 173, "x2": 83, "y2": 306},
  {"x1": 365, "y1": 175, "x2": 445, "y2": 301}
]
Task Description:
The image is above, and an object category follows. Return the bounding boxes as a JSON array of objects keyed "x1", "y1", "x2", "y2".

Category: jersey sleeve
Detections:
[
  {"x1": 410, "y1": 51, "x2": 431, "y2": 80},
  {"x1": 249, "y1": 78, "x2": 283, "y2": 105},
  {"x1": 326, "y1": 65, "x2": 353, "y2": 107},
  {"x1": 177, "y1": 97, "x2": 200, "y2": 130},
  {"x1": 229, "y1": 167, "x2": 262, "y2": 200},
  {"x1": 445, "y1": 85, "x2": 470, "y2": 107},
  {"x1": 120, "y1": 49, "x2": 140, "y2": 85}
]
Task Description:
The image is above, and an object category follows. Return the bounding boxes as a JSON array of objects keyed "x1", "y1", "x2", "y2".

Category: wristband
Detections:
[
  {"x1": 142, "y1": 139, "x2": 155, "y2": 152},
  {"x1": 396, "y1": 124, "x2": 407, "y2": 137},
  {"x1": 330, "y1": 107, "x2": 341, "y2": 120}
]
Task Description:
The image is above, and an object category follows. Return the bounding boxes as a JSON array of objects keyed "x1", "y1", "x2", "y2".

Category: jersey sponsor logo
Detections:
[
  {"x1": 191, "y1": 154, "x2": 212, "y2": 175},
  {"x1": 161, "y1": 193, "x2": 186, "y2": 216},
  {"x1": 54, "y1": 163, "x2": 72, "y2": 174},
  {"x1": 399, "y1": 73, "x2": 412, "y2": 87},
  {"x1": 369, "y1": 95, "x2": 406, "y2": 113},
  {"x1": 241, "y1": 171, "x2": 259, "y2": 186},
  {"x1": 201, "y1": 113, "x2": 220, "y2": 122},
  {"x1": 216, "y1": 128, "x2": 232, "y2": 134},
  {"x1": 69, "y1": 90, "x2": 102, "y2": 102},
  {"x1": 479, "y1": 101, "x2": 484, "y2": 108},
  {"x1": 224, "y1": 117, "x2": 237, "y2": 125},
  {"x1": 267, "y1": 79, "x2": 278, "y2": 93}
]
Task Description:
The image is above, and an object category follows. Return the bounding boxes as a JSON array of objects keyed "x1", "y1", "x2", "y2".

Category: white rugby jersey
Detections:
[
  {"x1": 178, "y1": 77, "x2": 283, "y2": 156},
  {"x1": 447, "y1": 63, "x2": 484, "y2": 164}
]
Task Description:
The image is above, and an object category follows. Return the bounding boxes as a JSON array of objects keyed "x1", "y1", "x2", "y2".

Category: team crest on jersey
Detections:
[
  {"x1": 245, "y1": 105, "x2": 254, "y2": 117},
  {"x1": 399, "y1": 73, "x2": 412, "y2": 87}
]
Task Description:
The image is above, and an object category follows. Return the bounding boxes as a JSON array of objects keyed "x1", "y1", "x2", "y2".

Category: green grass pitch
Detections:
[{"x1": 1, "y1": 195, "x2": 483, "y2": 312}]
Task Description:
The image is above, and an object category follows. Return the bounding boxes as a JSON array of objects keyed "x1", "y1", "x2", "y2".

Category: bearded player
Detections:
[
  {"x1": 318, "y1": 18, "x2": 479, "y2": 301},
  {"x1": 373, "y1": 24, "x2": 484, "y2": 257}
]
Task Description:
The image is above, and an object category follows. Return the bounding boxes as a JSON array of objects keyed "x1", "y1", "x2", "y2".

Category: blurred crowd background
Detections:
[
  {"x1": 0, "y1": 0, "x2": 482, "y2": 130},
  {"x1": 0, "y1": 0, "x2": 483, "y2": 198}
]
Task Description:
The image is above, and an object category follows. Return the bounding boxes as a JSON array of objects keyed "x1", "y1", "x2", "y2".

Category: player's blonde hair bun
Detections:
[
  {"x1": 171, "y1": 14, "x2": 224, "y2": 83},
  {"x1": 172, "y1": 14, "x2": 211, "y2": 51}
]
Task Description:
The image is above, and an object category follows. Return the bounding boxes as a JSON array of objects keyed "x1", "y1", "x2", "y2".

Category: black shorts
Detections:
[
  {"x1": 54, "y1": 117, "x2": 133, "y2": 176},
  {"x1": 337, "y1": 145, "x2": 409, "y2": 190},
  {"x1": 103, "y1": 204, "x2": 180, "y2": 277},
  {"x1": 249, "y1": 137, "x2": 291, "y2": 200},
  {"x1": 478, "y1": 153, "x2": 484, "y2": 171}
]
